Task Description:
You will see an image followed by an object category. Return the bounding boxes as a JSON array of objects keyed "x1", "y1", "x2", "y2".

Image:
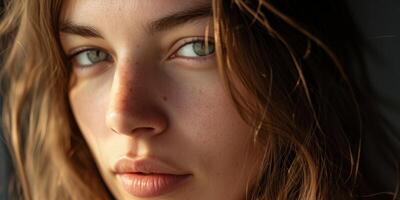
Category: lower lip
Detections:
[{"x1": 117, "y1": 173, "x2": 191, "y2": 197}]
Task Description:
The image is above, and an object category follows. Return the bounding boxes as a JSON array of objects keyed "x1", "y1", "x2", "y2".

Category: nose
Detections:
[{"x1": 106, "y1": 61, "x2": 168, "y2": 137}]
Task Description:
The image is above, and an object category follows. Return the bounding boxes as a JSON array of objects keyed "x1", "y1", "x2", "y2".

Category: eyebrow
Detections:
[{"x1": 60, "y1": 4, "x2": 212, "y2": 39}]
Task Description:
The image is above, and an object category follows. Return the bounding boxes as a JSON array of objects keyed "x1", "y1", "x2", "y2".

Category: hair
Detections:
[{"x1": 0, "y1": 0, "x2": 393, "y2": 199}]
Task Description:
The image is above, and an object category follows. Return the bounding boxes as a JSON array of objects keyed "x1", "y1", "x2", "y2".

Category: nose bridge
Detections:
[
  {"x1": 106, "y1": 60, "x2": 167, "y2": 136},
  {"x1": 111, "y1": 61, "x2": 146, "y2": 111}
]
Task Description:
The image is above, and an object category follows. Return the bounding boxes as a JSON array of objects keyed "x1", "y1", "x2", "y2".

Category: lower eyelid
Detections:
[{"x1": 174, "y1": 53, "x2": 216, "y2": 63}]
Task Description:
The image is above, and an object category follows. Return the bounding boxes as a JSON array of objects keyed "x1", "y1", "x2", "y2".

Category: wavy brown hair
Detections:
[{"x1": 0, "y1": 0, "x2": 388, "y2": 199}]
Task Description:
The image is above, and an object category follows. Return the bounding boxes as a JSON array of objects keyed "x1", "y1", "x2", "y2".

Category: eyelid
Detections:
[
  {"x1": 67, "y1": 46, "x2": 106, "y2": 59},
  {"x1": 167, "y1": 36, "x2": 215, "y2": 60},
  {"x1": 67, "y1": 47, "x2": 113, "y2": 70}
]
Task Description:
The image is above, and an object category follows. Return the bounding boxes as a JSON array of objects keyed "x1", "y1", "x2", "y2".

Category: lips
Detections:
[{"x1": 114, "y1": 157, "x2": 191, "y2": 197}]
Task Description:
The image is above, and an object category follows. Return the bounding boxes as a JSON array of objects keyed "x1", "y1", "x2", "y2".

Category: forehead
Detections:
[{"x1": 60, "y1": 0, "x2": 211, "y2": 26}]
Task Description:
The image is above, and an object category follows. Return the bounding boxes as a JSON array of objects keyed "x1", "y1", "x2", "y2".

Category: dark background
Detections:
[
  {"x1": 348, "y1": 0, "x2": 400, "y2": 193},
  {"x1": 0, "y1": 1, "x2": 399, "y2": 199}
]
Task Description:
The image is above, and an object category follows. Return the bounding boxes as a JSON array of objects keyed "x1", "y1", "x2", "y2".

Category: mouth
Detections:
[
  {"x1": 117, "y1": 173, "x2": 191, "y2": 197},
  {"x1": 114, "y1": 157, "x2": 191, "y2": 197}
]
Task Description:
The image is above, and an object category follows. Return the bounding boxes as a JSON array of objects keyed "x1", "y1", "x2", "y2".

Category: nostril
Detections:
[
  {"x1": 111, "y1": 126, "x2": 156, "y2": 135},
  {"x1": 130, "y1": 127, "x2": 156, "y2": 134},
  {"x1": 106, "y1": 109, "x2": 168, "y2": 136},
  {"x1": 142, "y1": 127, "x2": 155, "y2": 131}
]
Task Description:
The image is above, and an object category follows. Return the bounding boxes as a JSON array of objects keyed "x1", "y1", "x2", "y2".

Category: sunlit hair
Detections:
[
  {"x1": 212, "y1": 1, "x2": 369, "y2": 199},
  {"x1": 0, "y1": 0, "x2": 388, "y2": 199},
  {"x1": 0, "y1": 0, "x2": 111, "y2": 199}
]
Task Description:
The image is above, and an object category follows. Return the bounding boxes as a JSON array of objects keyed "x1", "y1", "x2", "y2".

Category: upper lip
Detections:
[{"x1": 114, "y1": 157, "x2": 190, "y2": 175}]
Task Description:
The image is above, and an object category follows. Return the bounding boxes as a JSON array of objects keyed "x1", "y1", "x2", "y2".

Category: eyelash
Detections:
[
  {"x1": 170, "y1": 37, "x2": 215, "y2": 60},
  {"x1": 67, "y1": 37, "x2": 215, "y2": 68},
  {"x1": 68, "y1": 47, "x2": 111, "y2": 66}
]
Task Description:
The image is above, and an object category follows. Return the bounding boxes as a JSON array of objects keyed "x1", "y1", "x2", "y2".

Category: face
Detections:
[{"x1": 60, "y1": 0, "x2": 261, "y2": 199}]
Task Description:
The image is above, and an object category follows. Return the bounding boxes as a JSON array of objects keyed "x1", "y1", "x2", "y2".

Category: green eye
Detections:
[
  {"x1": 176, "y1": 40, "x2": 215, "y2": 58},
  {"x1": 74, "y1": 49, "x2": 109, "y2": 66}
]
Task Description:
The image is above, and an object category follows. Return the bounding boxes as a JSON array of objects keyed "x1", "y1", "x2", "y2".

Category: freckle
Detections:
[{"x1": 162, "y1": 96, "x2": 167, "y2": 101}]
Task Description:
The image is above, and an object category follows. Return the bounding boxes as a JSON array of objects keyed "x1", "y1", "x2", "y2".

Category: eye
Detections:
[
  {"x1": 175, "y1": 39, "x2": 215, "y2": 58},
  {"x1": 71, "y1": 49, "x2": 111, "y2": 67}
]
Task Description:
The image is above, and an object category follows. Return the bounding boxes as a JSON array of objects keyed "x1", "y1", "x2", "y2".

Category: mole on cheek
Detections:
[{"x1": 162, "y1": 96, "x2": 167, "y2": 101}]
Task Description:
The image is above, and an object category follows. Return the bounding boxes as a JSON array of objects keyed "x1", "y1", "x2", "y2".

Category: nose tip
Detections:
[
  {"x1": 106, "y1": 60, "x2": 168, "y2": 137},
  {"x1": 106, "y1": 111, "x2": 168, "y2": 137}
]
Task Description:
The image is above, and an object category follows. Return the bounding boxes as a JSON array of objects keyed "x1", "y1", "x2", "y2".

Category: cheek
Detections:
[
  {"x1": 68, "y1": 77, "x2": 112, "y2": 156},
  {"x1": 174, "y1": 77, "x2": 260, "y2": 196},
  {"x1": 183, "y1": 87, "x2": 249, "y2": 151}
]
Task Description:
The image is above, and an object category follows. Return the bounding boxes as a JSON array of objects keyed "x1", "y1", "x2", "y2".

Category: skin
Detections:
[{"x1": 60, "y1": 0, "x2": 262, "y2": 199}]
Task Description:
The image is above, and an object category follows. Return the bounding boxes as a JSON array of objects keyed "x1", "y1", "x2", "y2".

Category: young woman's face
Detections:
[{"x1": 61, "y1": 0, "x2": 261, "y2": 199}]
